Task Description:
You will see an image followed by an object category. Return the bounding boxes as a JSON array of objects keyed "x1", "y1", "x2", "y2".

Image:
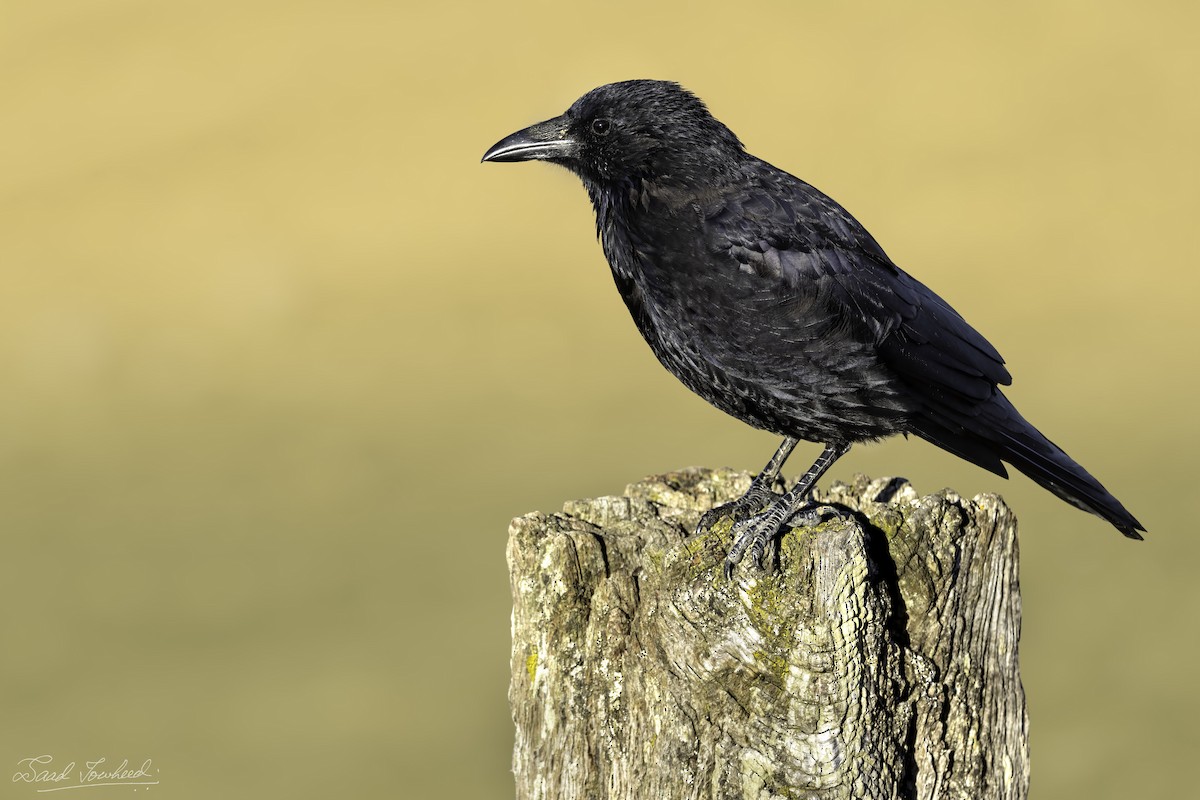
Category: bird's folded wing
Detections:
[{"x1": 715, "y1": 183, "x2": 1012, "y2": 417}]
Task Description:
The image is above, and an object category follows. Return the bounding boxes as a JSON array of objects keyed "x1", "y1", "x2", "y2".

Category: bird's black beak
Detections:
[{"x1": 481, "y1": 115, "x2": 576, "y2": 163}]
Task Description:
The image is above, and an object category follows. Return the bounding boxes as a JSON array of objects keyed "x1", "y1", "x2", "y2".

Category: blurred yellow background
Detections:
[{"x1": 2, "y1": 0, "x2": 1196, "y2": 797}]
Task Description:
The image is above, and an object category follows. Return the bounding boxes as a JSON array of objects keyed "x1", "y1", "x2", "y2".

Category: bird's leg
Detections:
[
  {"x1": 724, "y1": 442, "x2": 851, "y2": 579},
  {"x1": 697, "y1": 437, "x2": 799, "y2": 534}
]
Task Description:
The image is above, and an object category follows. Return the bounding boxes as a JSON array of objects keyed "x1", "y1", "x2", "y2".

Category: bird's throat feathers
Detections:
[
  {"x1": 587, "y1": 179, "x2": 641, "y2": 282},
  {"x1": 585, "y1": 174, "x2": 724, "y2": 261},
  {"x1": 585, "y1": 179, "x2": 671, "y2": 260}
]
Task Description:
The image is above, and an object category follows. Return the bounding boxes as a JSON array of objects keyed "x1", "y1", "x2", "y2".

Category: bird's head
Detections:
[{"x1": 482, "y1": 80, "x2": 744, "y2": 188}]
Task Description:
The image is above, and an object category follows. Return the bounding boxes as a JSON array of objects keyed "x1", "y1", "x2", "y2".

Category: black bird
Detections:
[{"x1": 483, "y1": 80, "x2": 1144, "y2": 576}]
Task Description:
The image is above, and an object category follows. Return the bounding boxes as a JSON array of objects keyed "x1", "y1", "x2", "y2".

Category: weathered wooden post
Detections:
[{"x1": 507, "y1": 468, "x2": 1028, "y2": 800}]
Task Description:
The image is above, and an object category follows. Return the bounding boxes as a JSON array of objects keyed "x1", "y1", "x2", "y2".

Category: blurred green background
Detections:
[{"x1": 1, "y1": 0, "x2": 1196, "y2": 797}]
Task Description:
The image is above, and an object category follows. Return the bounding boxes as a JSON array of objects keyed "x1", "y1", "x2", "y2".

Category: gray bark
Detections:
[{"x1": 507, "y1": 468, "x2": 1028, "y2": 800}]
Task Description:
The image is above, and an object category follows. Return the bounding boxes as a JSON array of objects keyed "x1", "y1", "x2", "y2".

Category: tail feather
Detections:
[
  {"x1": 995, "y1": 422, "x2": 1144, "y2": 539},
  {"x1": 910, "y1": 393, "x2": 1145, "y2": 539}
]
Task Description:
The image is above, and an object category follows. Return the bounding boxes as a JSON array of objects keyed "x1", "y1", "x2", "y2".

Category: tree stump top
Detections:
[{"x1": 508, "y1": 468, "x2": 1028, "y2": 800}]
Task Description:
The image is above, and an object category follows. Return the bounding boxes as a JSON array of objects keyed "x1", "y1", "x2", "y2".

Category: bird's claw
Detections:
[
  {"x1": 721, "y1": 510, "x2": 784, "y2": 580},
  {"x1": 697, "y1": 481, "x2": 780, "y2": 535},
  {"x1": 721, "y1": 502, "x2": 850, "y2": 579},
  {"x1": 788, "y1": 503, "x2": 842, "y2": 527}
]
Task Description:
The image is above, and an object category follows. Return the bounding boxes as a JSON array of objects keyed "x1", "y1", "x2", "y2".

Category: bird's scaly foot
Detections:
[
  {"x1": 722, "y1": 502, "x2": 850, "y2": 579},
  {"x1": 697, "y1": 479, "x2": 780, "y2": 536}
]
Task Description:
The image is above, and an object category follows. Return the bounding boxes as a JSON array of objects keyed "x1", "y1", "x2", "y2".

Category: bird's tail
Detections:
[{"x1": 912, "y1": 394, "x2": 1145, "y2": 539}]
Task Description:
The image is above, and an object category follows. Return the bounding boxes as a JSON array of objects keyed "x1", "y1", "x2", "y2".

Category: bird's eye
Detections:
[{"x1": 591, "y1": 118, "x2": 612, "y2": 136}]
